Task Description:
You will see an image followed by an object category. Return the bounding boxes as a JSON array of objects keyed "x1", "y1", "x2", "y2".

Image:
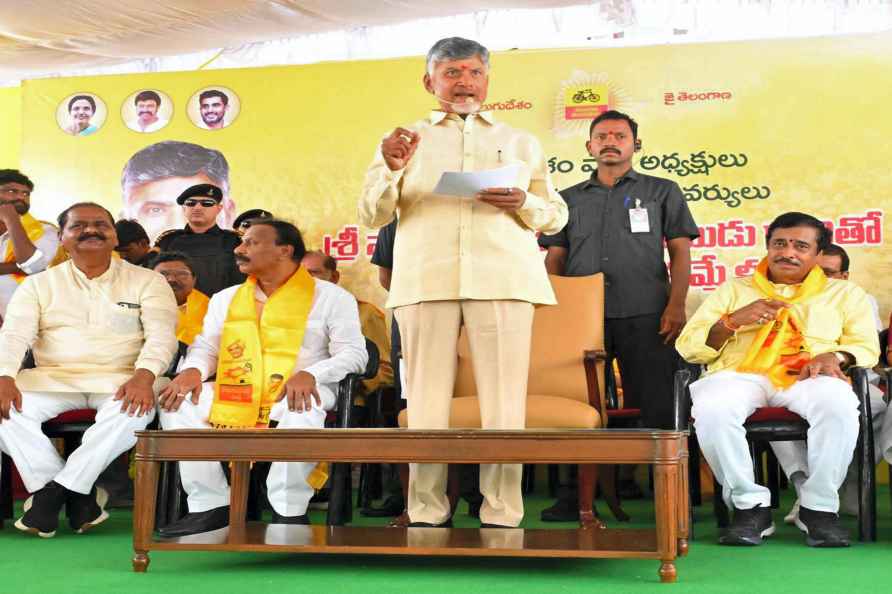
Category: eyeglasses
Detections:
[
  {"x1": 157, "y1": 270, "x2": 193, "y2": 279},
  {"x1": 183, "y1": 199, "x2": 218, "y2": 208}
]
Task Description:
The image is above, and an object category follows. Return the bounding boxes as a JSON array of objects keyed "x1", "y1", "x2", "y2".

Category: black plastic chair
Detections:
[{"x1": 676, "y1": 366, "x2": 877, "y2": 542}]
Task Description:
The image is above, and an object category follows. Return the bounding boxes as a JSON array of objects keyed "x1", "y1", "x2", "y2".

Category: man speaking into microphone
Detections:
[{"x1": 358, "y1": 37, "x2": 567, "y2": 528}]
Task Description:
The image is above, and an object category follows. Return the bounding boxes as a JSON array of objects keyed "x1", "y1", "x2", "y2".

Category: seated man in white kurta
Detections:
[
  {"x1": 158, "y1": 219, "x2": 367, "y2": 537},
  {"x1": 0, "y1": 202, "x2": 178, "y2": 538}
]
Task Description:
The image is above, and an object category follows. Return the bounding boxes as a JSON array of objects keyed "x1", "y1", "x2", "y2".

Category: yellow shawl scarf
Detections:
[
  {"x1": 737, "y1": 258, "x2": 826, "y2": 388},
  {"x1": 176, "y1": 289, "x2": 210, "y2": 346},
  {"x1": 209, "y1": 268, "x2": 315, "y2": 428},
  {"x1": 4, "y1": 213, "x2": 46, "y2": 283}
]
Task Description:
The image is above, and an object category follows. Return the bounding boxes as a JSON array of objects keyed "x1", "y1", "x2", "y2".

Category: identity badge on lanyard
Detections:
[{"x1": 628, "y1": 197, "x2": 650, "y2": 233}]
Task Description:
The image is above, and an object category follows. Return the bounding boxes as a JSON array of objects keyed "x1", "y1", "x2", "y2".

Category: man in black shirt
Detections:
[
  {"x1": 155, "y1": 184, "x2": 244, "y2": 297},
  {"x1": 114, "y1": 219, "x2": 154, "y2": 267},
  {"x1": 539, "y1": 110, "x2": 699, "y2": 518}
]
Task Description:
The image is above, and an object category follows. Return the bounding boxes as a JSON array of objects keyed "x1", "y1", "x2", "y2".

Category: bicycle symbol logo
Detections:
[{"x1": 572, "y1": 89, "x2": 601, "y2": 104}]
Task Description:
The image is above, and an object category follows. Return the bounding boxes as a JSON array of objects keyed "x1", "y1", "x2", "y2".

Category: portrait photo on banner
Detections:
[
  {"x1": 121, "y1": 89, "x2": 173, "y2": 134},
  {"x1": 187, "y1": 86, "x2": 241, "y2": 131},
  {"x1": 56, "y1": 92, "x2": 107, "y2": 137},
  {"x1": 120, "y1": 140, "x2": 237, "y2": 242}
]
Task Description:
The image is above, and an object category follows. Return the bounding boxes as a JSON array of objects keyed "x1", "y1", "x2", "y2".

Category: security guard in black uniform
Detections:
[{"x1": 155, "y1": 183, "x2": 245, "y2": 297}]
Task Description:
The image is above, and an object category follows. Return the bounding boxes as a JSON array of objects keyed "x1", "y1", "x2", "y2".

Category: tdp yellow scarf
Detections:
[
  {"x1": 737, "y1": 258, "x2": 827, "y2": 388},
  {"x1": 4, "y1": 213, "x2": 45, "y2": 283},
  {"x1": 209, "y1": 268, "x2": 315, "y2": 428},
  {"x1": 176, "y1": 289, "x2": 210, "y2": 346}
]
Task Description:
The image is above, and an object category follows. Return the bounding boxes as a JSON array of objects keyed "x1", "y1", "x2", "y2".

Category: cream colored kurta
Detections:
[
  {"x1": 0, "y1": 257, "x2": 178, "y2": 393},
  {"x1": 676, "y1": 275, "x2": 880, "y2": 376},
  {"x1": 358, "y1": 111, "x2": 568, "y2": 308}
]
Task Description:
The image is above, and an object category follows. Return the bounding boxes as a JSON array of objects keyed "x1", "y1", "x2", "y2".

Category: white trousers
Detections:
[
  {"x1": 158, "y1": 382, "x2": 335, "y2": 516},
  {"x1": 772, "y1": 384, "x2": 889, "y2": 492},
  {"x1": 0, "y1": 390, "x2": 156, "y2": 495},
  {"x1": 691, "y1": 372, "x2": 859, "y2": 513}
]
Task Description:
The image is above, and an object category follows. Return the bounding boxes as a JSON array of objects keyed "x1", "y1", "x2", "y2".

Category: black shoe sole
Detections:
[{"x1": 718, "y1": 523, "x2": 775, "y2": 546}]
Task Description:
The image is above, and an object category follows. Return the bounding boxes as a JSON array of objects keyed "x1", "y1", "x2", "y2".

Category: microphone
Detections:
[{"x1": 432, "y1": 92, "x2": 480, "y2": 114}]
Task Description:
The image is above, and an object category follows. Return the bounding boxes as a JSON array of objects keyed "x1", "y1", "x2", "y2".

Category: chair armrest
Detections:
[
  {"x1": 362, "y1": 338, "x2": 380, "y2": 380},
  {"x1": 672, "y1": 363, "x2": 701, "y2": 431},
  {"x1": 583, "y1": 349, "x2": 608, "y2": 415}
]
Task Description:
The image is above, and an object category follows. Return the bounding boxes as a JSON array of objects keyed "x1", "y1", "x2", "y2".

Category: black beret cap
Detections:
[{"x1": 176, "y1": 183, "x2": 223, "y2": 205}]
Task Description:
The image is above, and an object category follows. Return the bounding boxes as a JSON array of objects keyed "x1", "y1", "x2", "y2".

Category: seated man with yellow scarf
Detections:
[
  {"x1": 676, "y1": 212, "x2": 879, "y2": 548},
  {"x1": 0, "y1": 169, "x2": 62, "y2": 323},
  {"x1": 157, "y1": 219, "x2": 368, "y2": 537}
]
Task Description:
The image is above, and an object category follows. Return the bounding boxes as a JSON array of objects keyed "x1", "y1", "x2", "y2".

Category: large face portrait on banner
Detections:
[{"x1": 120, "y1": 140, "x2": 236, "y2": 242}]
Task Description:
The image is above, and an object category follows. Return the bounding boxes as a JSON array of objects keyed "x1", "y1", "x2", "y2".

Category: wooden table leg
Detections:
[
  {"x1": 654, "y1": 462, "x2": 679, "y2": 583},
  {"x1": 678, "y1": 454, "x2": 690, "y2": 557},
  {"x1": 228, "y1": 461, "x2": 251, "y2": 543},
  {"x1": 133, "y1": 458, "x2": 160, "y2": 573}
]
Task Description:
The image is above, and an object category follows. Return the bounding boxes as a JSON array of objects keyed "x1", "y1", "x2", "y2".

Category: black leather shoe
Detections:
[
  {"x1": 408, "y1": 519, "x2": 453, "y2": 528},
  {"x1": 718, "y1": 505, "x2": 775, "y2": 546},
  {"x1": 796, "y1": 506, "x2": 850, "y2": 547},
  {"x1": 15, "y1": 481, "x2": 67, "y2": 538},
  {"x1": 66, "y1": 486, "x2": 109, "y2": 533},
  {"x1": 270, "y1": 511, "x2": 310, "y2": 525},
  {"x1": 360, "y1": 495, "x2": 405, "y2": 518},
  {"x1": 157, "y1": 506, "x2": 230, "y2": 537},
  {"x1": 540, "y1": 497, "x2": 579, "y2": 522}
]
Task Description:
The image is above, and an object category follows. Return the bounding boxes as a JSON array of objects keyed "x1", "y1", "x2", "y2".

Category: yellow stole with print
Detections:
[
  {"x1": 176, "y1": 289, "x2": 210, "y2": 346},
  {"x1": 737, "y1": 258, "x2": 826, "y2": 388},
  {"x1": 4, "y1": 213, "x2": 45, "y2": 283},
  {"x1": 209, "y1": 268, "x2": 315, "y2": 428}
]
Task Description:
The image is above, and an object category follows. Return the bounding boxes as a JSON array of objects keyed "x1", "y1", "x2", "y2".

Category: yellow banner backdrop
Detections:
[
  {"x1": 0, "y1": 87, "x2": 21, "y2": 167},
  {"x1": 15, "y1": 31, "x2": 892, "y2": 319}
]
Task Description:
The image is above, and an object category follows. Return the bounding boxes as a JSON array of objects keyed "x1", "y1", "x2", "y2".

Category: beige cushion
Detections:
[{"x1": 398, "y1": 395, "x2": 601, "y2": 429}]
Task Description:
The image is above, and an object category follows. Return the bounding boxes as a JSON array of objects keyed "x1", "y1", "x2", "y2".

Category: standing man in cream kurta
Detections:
[
  {"x1": 358, "y1": 37, "x2": 567, "y2": 528},
  {"x1": 0, "y1": 202, "x2": 178, "y2": 538}
]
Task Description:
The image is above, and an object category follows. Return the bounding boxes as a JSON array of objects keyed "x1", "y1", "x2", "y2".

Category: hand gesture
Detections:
[
  {"x1": 114, "y1": 369, "x2": 156, "y2": 417},
  {"x1": 659, "y1": 303, "x2": 686, "y2": 344},
  {"x1": 797, "y1": 352, "x2": 847, "y2": 381},
  {"x1": 381, "y1": 128, "x2": 420, "y2": 171},
  {"x1": 728, "y1": 299, "x2": 788, "y2": 327},
  {"x1": 278, "y1": 371, "x2": 321, "y2": 413},
  {"x1": 476, "y1": 187, "x2": 527, "y2": 211},
  {"x1": 0, "y1": 376, "x2": 22, "y2": 423},
  {"x1": 0, "y1": 203, "x2": 19, "y2": 225},
  {"x1": 157, "y1": 368, "x2": 203, "y2": 412}
]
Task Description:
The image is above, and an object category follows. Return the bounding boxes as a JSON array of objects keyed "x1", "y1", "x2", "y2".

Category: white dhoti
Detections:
[
  {"x1": 691, "y1": 371, "x2": 859, "y2": 513},
  {"x1": 771, "y1": 383, "x2": 889, "y2": 505},
  {"x1": 0, "y1": 390, "x2": 157, "y2": 494},
  {"x1": 158, "y1": 382, "x2": 335, "y2": 516}
]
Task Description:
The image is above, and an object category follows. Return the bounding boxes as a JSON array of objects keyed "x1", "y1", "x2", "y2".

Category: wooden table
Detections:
[{"x1": 133, "y1": 428, "x2": 689, "y2": 582}]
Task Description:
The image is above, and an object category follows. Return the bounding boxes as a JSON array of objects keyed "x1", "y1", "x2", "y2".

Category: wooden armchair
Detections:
[{"x1": 399, "y1": 273, "x2": 613, "y2": 528}]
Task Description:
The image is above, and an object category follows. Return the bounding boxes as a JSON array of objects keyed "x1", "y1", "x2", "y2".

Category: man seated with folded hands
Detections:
[
  {"x1": 676, "y1": 212, "x2": 878, "y2": 548},
  {"x1": 158, "y1": 219, "x2": 367, "y2": 536}
]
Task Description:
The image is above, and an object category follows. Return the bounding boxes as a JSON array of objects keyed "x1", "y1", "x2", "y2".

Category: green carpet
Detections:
[{"x1": 1, "y1": 489, "x2": 890, "y2": 593}]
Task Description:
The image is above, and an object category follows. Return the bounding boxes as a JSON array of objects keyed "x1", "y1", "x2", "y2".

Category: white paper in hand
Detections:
[{"x1": 432, "y1": 164, "x2": 521, "y2": 197}]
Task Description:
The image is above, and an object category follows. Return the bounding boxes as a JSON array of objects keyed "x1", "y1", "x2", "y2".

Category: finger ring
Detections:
[{"x1": 177, "y1": 393, "x2": 185, "y2": 397}]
